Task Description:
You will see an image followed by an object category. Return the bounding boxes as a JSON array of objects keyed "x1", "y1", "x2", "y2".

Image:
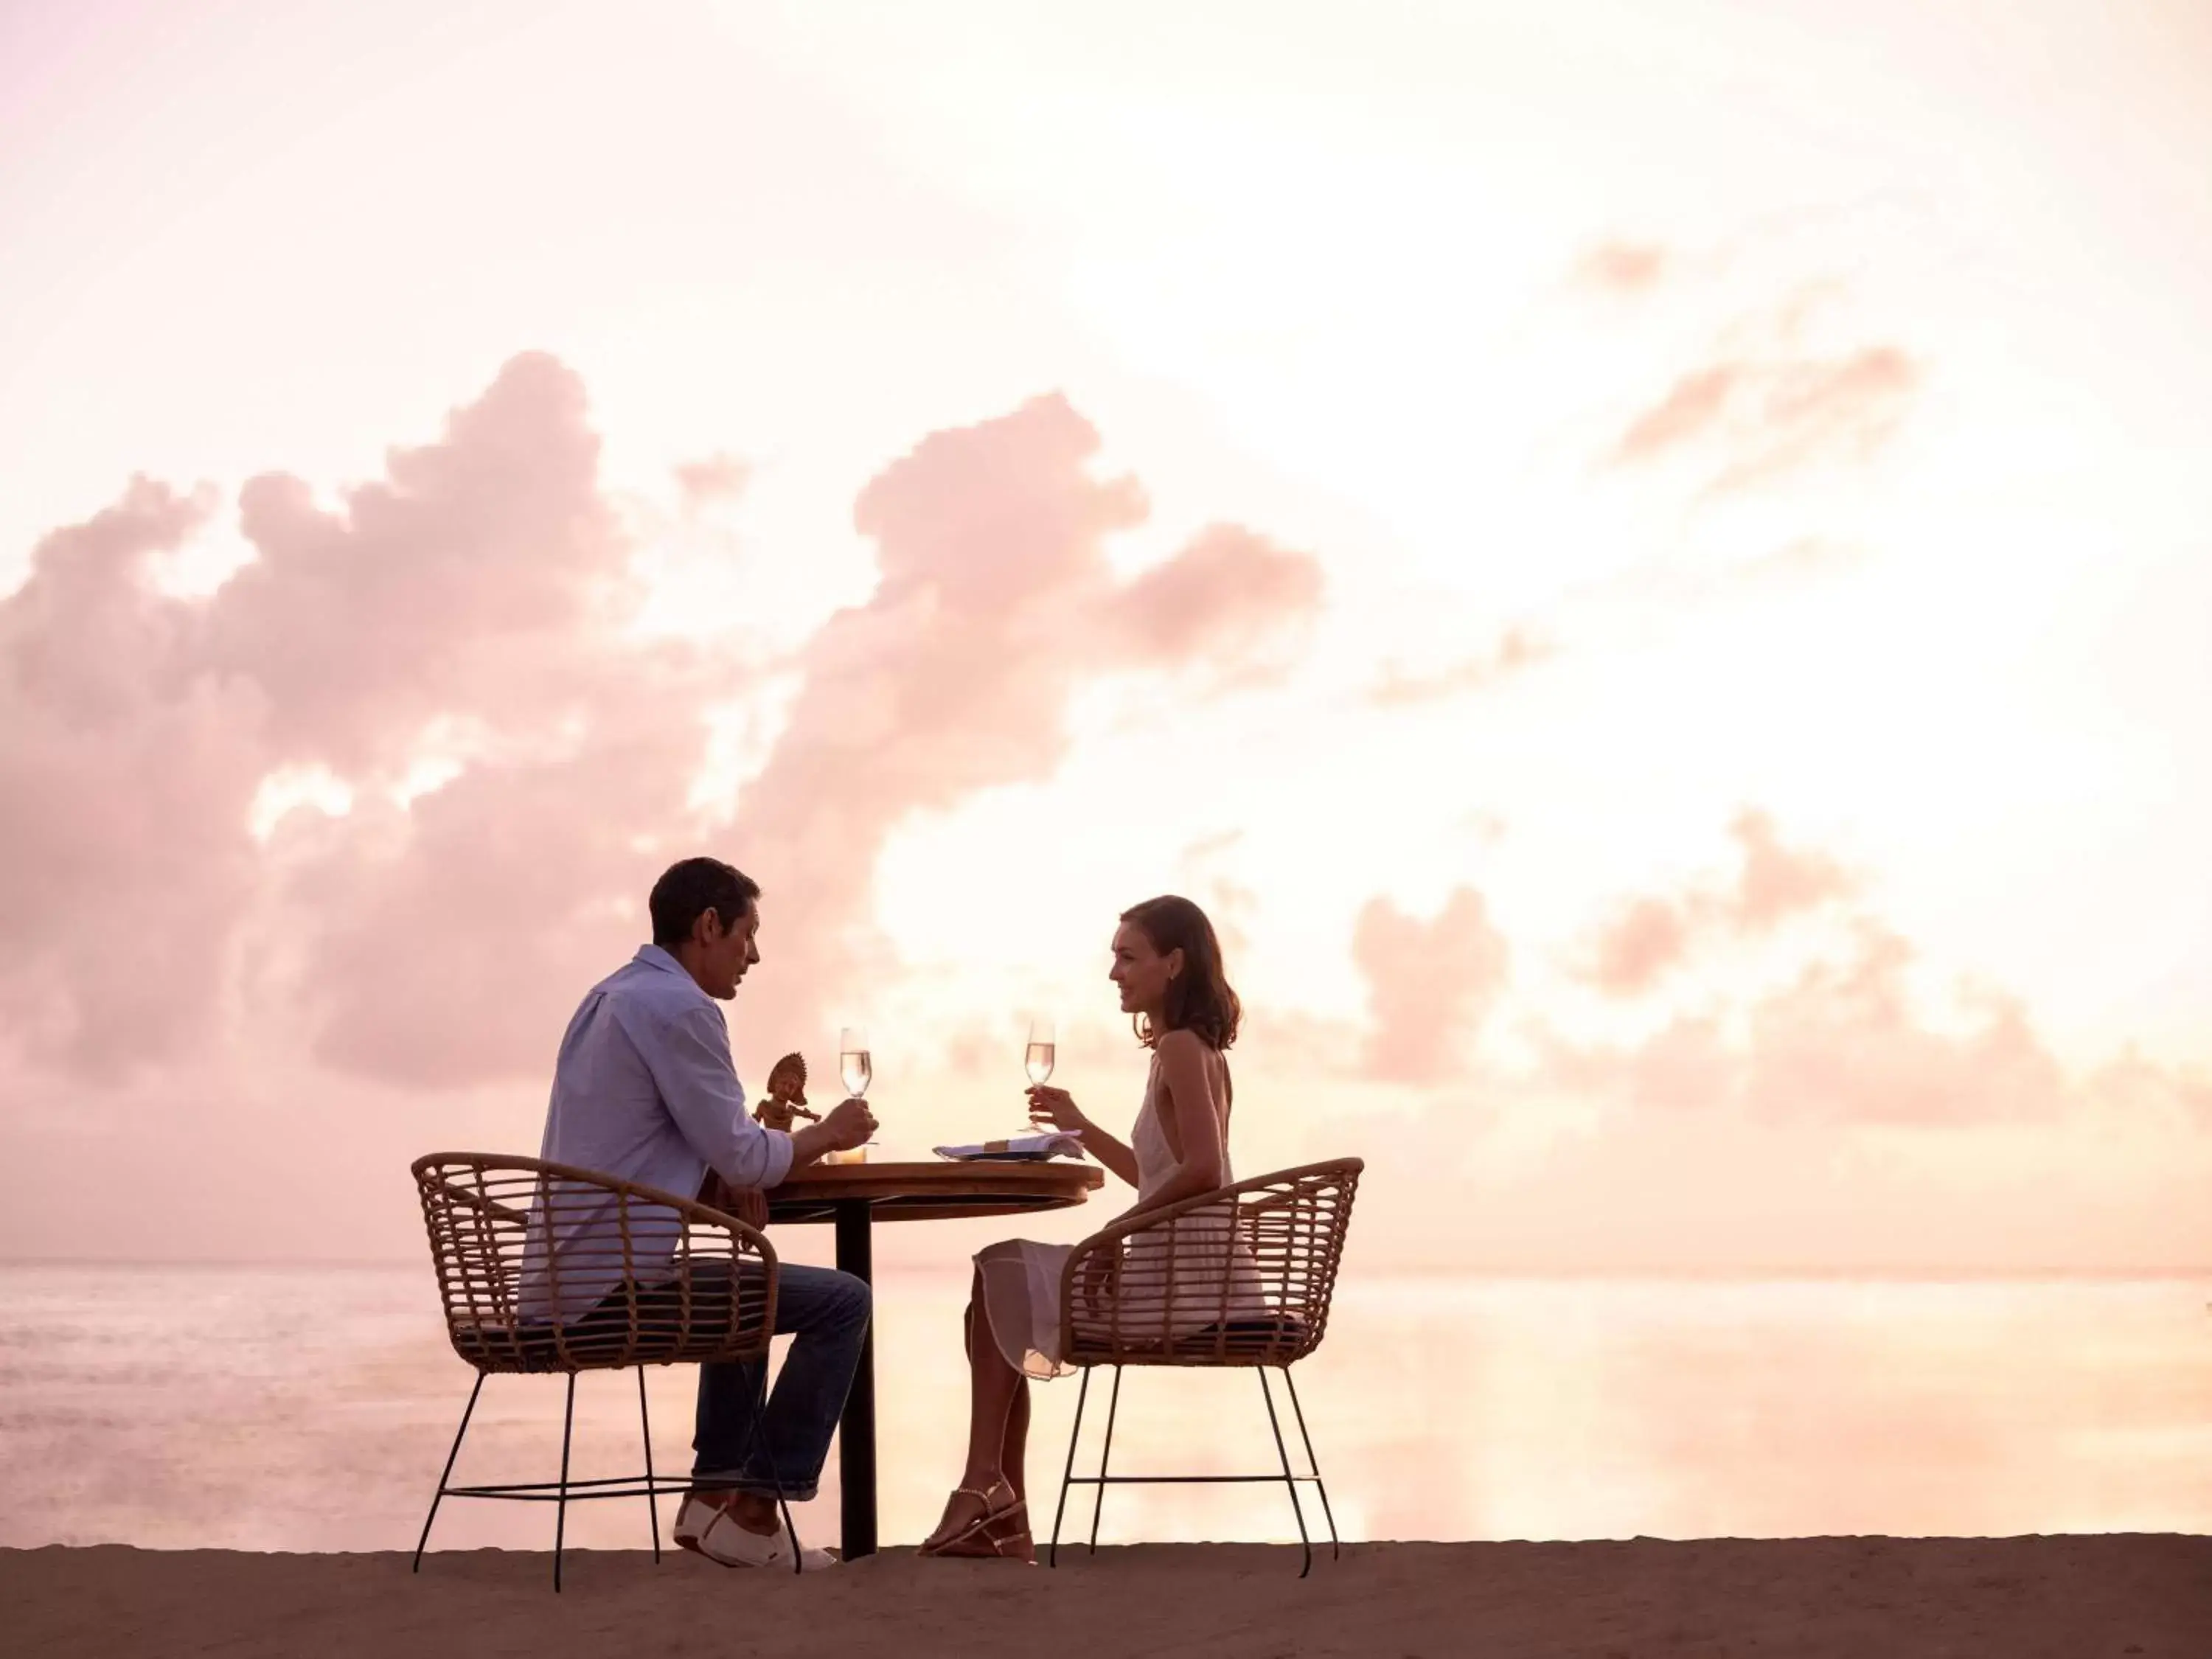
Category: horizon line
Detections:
[{"x1": 2, "y1": 1256, "x2": 2208, "y2": 1281}]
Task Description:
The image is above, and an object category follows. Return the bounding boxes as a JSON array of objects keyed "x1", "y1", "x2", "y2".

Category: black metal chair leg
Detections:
[
  {"x1": 412, "y1": 1371, "x2": 487, "y2": 1573},
  {"x1": 1088, "y1": 1366, "x2": 1121, "y2": 1555},
  {"x1": 552, "y1": 1373, "x2": 577, "y2": 1592},
  {"x1": 637, "y1": 1368, "x2": 661, "y2": 1563},
  {"x1": 1257, "y1": 1368, "x2": 1312, "y2": 1578},
  {"x1": 1048, "y1": 1367, "x2": 1091, "y2": 1568},
  {"x1": 1279, "y1": 1367, "x2": 1339, "y2": 1560}
]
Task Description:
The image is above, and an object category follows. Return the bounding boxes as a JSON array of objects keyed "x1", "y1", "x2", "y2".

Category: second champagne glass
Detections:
[
  {"x1": 1024, "y1": 1018, "x2": 1057, "y2": 1086},
  {"x1": 1023, "y1": 1018, "x2": 1057, "y2": 1140}
]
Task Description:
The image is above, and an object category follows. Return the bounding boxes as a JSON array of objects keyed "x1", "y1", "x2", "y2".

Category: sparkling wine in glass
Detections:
[
  {"x1": 1024, "y1": 1018, "x2": 1057, "y2": 1087},
  {"x1": 1023, "y1": 1018, "x2": 1058, "y2": 1143},
  {"x1": 839, "y1": 1026, "x2": 873, "y2": 1099},
  {"x1": 838, "y1": 1026, "x2": 873, "y2": 1159}
]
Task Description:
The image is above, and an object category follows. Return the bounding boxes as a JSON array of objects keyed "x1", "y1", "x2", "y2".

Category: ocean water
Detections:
[{"x1": 2, "y1": 1265, "x2": 2207, "y2": 1552}]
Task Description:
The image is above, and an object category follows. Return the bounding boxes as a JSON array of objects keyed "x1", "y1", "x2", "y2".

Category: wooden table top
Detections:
[{"x1": 765, "y1": 1158, "x2": 1105, "y2": 1225}]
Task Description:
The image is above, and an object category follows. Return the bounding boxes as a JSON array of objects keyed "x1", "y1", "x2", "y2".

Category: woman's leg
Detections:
[
  {"x1": 964, "y1": 1296, "x2": 1032, "y2": 1500},
  {"x1": 1003, "y1": 1361, "x2": 1031, "y2": 1504},
  {"x1": 925, "y1": 1268, "x2": 1027, "y2": 1547}
]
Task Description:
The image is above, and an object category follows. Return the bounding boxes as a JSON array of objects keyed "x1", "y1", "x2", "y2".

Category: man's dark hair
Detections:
[{"x1": 650, "y1": 858, "x2": 762, "y2": 948}]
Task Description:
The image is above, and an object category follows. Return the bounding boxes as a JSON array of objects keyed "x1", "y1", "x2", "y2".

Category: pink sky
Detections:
[{"x1": 3, "y1": 0, "x2": 2210, "y2": 1270}]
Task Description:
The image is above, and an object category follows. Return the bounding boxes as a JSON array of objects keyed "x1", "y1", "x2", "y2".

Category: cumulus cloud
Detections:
[
  {"x1": 1352, "y1": 887, "x2": 1510, "y2": 1083},
  {"x1": 1555, "y1": 841, "x2": 2212, "y2": 1131},
  {"x1": 1731, "y1": 807, "x2": 1851, "y2": 928},
  {"x1": 226, "y1": 358, "x2": 720, "y2": 1085},
  {"x1": 0, "y1": 480, "x2": 268, "y2": 1074},
  {"x1": 720, "y1": 392, "x2": 1321, "y2": 1048},
  {"x1": 1551, "y1": 922, "x2": 2079, "y2": 1127},
  {"x1": 1586, "y1": 896, "x2": 1694, "y2": 998},
  {"x1": 1105, "y1": 522, "x2": 1324, "y2": 674},
  {"x1": 203, "y1": 355, "x2": 630, "y2": 778},
  {"x1": 1582, "y1": 809, "x2": 1854, "y2": 996},
  {"x1": 1739, "y1": 925, "x2": 2065, "y2": 1124},
  {"x1": 1, "y1": 366, "x2": 1322, "y2": 1088}
]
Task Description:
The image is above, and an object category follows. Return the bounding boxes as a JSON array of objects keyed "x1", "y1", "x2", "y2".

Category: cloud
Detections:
[
  {"x1": 1553, "y1": 862, "x2": 2212, "y2": 1133},
  {"x1": 0, "y1": 479, "x2": 269, "y2": 1075},
  {"x1": 1367, "y1": 625, "x2": 1554, "y2": 707},
  {"x1": 674, "y1": 452, "x2": 750, "y2": 507},
  {"x1": 1737, "y1": 925, "x2": 2066, "y2": 1124},
  {"x1": 1610, "y1": 319, "x2": 1920, "y2": 496},
  {"x1": 1, "y1": 365, "x2": 1322, "y2": 1088},
  {"x1": 1106, "y1": 522, "x2": 1323, "y2": 675},
  {"x1": 1580, "y1": 809, "x2": 1854, "y2": 996},
  {"x1": 1352, "y1": 887, "x2": 1510, "y2": 1083},
  {"x1": 1573, "y1": 240, "x2": 1670, "y2": 295},
  {"x1": 202, "y1": 354, "x2": 630, "y2": 779},
  {"x1": 213, "y1": 354, "x2": 711, "y2": 1087},
  {"x1": 1731, "y1": 806, "x2": 1851, "y2": 929},
  {"x1": 1551, "y1": 921, "x2": 2082, "y2": 1127},
  {"x1": 1586, "y1": 896, "x2": 1694, "y2": 998},
  {"x1": 1616, "y1": 365, "x2": 1739, "y2": 461},
  {"x1": 723, "y1": 392, "x2": 1321, "y2": 1047}
]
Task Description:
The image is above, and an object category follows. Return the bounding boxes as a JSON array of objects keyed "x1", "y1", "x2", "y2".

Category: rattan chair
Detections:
[
  {"x1": 1047, "y1": 1156, "x2": 1362, "y2": 1576},
  {"x1": 409, "y1": 1152, "x2": 790, "y2": 1589}
]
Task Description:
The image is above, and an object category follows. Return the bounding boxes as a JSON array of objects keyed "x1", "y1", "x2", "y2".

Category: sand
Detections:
[{"x1": 5, "y1": 1537, "x2": 2208, "y2": 1657}]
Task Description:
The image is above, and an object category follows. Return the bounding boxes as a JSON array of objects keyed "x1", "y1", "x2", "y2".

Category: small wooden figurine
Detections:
[{"x1": 752, "y1": 1051, "x2": 820, "y2": 1132}]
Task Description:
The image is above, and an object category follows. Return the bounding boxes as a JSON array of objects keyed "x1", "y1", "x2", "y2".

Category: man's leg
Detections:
[
  {"x1": 692, "y1": 1353, "x2": 768, "y2": 1492},
  {"x1": 750, "y1": 1264, "x2": 872, "y2": 1497},
  {"x1": 689, "y1": 1262, "x2": 869, "y2": 1534}
]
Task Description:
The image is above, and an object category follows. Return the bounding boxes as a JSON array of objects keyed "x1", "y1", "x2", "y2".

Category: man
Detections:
[{"x1": 539, "y1": 856, "x2": 876, "y2": 1569}]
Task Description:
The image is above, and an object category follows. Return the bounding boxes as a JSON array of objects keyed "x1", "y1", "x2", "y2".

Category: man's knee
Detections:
[{"x1": 817, "y1": 1268, "x2": 870, "y2": 1330}]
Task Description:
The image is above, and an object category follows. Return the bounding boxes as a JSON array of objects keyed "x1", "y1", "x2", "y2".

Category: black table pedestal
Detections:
[{"x1": 832, "y1": 1199, "x2": 876, "y2": 1560}]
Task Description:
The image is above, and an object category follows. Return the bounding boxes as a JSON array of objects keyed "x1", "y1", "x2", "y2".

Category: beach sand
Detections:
[{"x1": 6, "y1": 1537, "x2": 2209, "y2": 1657}]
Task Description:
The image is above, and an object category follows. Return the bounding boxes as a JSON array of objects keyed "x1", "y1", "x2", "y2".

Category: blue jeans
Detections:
[{"x1": 692, "y1": 1262, "x2": 871, "y2": 1500}]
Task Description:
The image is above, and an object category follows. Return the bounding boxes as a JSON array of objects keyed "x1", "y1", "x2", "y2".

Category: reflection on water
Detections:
[{"x1": 1, "y1": 1266, "x2": 2207, "y2": 1551}]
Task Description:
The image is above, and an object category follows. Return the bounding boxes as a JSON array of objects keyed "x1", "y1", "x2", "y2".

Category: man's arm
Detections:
[{"x1": 631, "y1": 1002, "x2": 795, "y2": 1190}]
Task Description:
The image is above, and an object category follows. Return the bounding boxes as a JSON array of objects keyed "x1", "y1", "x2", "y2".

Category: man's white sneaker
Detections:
[{"x1": 673, "y1": 1494, "x2": 837, "y2": 1570}]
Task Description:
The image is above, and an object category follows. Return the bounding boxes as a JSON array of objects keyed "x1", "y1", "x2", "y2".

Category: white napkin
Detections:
[{"x1": 931, "y1": 1131, "x2": 1085, "y2": 1162}]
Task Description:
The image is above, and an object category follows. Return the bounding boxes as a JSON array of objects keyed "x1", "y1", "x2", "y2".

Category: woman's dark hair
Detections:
[
  {"x1": 650, "y1": 857, "x2": 762, "y2": 947},
  {"x1": 1120, "y1": 894, "x2": 1240, "y2": 1054}
]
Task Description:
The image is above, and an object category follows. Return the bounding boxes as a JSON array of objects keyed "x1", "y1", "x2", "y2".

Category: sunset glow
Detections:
[{"x1": 4, "y1": 0, "x2": 2209, "y2": 1276}]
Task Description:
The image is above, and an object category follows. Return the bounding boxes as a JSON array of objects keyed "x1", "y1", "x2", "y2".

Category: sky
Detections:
[{"x1": 2, "y1": 0, "x2": 2209, "y2": 1272}]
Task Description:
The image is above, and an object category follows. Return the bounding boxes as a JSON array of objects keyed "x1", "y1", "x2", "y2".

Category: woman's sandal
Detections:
[
  {"x1": 985, "y1": 1509, "x2": 1036, "y2": 1564},
  {"x1": 917, "y1": 1479, "x2": 1029, "y2": 1559}
]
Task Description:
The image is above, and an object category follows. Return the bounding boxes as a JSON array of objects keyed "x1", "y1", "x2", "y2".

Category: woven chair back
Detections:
[
  {"x1": 411, "y1": 1152, "x2": 776, "y2": 1375},
  {"x1": 1060, "y1": 1156, "x2": 1362, "y2": 1368}
]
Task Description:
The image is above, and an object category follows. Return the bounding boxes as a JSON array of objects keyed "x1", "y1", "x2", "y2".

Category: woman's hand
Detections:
[{"x1": 1026, "y1": 1085, "x2": 1087, "y2": 1135}]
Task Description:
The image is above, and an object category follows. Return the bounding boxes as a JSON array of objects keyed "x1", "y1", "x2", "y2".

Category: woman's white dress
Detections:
[{"x1": 974, "y1": 1046, "x2": 1270, "y2": 1379}]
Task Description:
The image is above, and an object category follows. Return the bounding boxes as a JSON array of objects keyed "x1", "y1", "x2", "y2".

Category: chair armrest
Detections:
[
  {"x1": 425, "y1": 1177, "x2": 530, "y2": 1228},
  {"x1": 1054, "y1": 1158, "x2": 1364, "y2": 1340}
]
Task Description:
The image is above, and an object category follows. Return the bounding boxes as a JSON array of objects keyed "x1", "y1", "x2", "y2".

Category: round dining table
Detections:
[{"x1": 763, "y1": 1158, "x2": 1105, "y2": 1559}]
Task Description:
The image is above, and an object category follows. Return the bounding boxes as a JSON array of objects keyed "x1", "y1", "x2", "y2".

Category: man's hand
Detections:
[
  {"x1": 732, "y1": 1186, "x2": 769, "y2": 1230},
  {"x1": 787, "y1": 1095, "x2": 878, "y2": 1168},
  {"x1": 821, "y1": 1096, "x2": 877, "y2": 1150}
]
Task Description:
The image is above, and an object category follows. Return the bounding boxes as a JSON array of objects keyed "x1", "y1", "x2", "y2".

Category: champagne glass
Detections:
[
  {"x1": 1023, "y1": 1018, "x2": 1057, "y2": 1141},
  {"x1": 839, "y1": 1026, "x2": 873, "y2": 1159},
  {"x1": 1024, "y1": 1018, "x2": 1057, "y2": 1086}
]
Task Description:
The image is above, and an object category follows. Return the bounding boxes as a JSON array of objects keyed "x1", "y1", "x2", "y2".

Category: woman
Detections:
[{"x1": 919, "y1": 894, "x2": 1268, "y2": 1560}]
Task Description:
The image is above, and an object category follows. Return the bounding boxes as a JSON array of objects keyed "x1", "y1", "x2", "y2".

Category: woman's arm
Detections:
[{"x1": 1028, "y1": 1085, "x2": 1141, "y2": 1188}]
